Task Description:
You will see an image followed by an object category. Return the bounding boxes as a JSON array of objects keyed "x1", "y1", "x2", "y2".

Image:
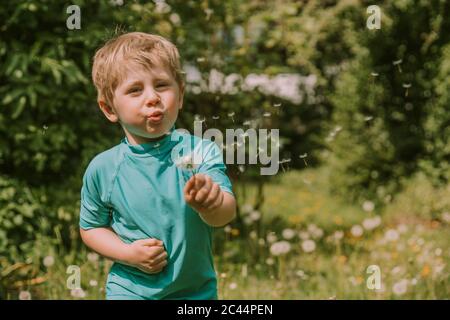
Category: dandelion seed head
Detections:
[
  {"x1": 43, "y1": 255, "x2": 55, "y2": 268},
  {"x1": 301, "y1": 239, "x2": 316, "y2": 253},
  {"x1": 350, "y1": 225, "x2": 364, "y2": 238},
  {"x1": 392, "y1": 279, "x2": 408, "y2": 295},
  {"x1": 19, "y1": 291, "x2": 31, "y2": 300},
  {"x1": 270, "y1": 241, "x2": 291, "y2": 256}
]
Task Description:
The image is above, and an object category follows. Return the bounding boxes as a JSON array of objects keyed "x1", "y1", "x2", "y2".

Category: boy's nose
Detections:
[{"x1": 145, "y1": 90, "x2": 161, "y2": 106}]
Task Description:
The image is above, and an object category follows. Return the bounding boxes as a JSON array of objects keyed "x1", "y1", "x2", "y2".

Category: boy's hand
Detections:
[
  {"x1": 183, "y1": 173, "x2": 224, "y2": 215},
  {"x1": 125, "y1": 239, "x2": 168, "y2": 274}
]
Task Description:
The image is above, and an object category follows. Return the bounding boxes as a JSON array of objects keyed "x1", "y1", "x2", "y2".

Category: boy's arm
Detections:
[
  {"x1": 80, "y1": 227, "x2": 168, "y2": 274},
  {"x1": 184, "y1": 173, "x2": 237, "y2": 227}
]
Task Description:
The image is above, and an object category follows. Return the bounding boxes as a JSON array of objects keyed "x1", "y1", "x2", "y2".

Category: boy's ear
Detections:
[{"x1": 98, "y1": 100, "x2": 119, "y2": 123}]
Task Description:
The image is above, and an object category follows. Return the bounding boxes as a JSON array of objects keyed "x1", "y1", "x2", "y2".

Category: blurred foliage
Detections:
[{"x1": 1, "y1": 0, "x2": 449, "y2": 298}]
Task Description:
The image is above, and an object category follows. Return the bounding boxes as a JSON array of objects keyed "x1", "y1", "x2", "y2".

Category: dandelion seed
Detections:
[
  {"x1": 393, "y1": 59, "x2": 403, "y2": 73},
  {"x1": 364, "y1": 116, "x2": 373, "y2": 121},
  {"x1": 197, "y1": 57, "x2": 206, "y2": 63},
  {"x1": 270, "y1": 241, "x2": 291, "y2": 256},
  {"x1": 19, "y1": 291, "x2": 31, "y2": 300},
  {"x1": 301, "y1": 239, "x2": 316, "y2": 253},
  {"x1": 228, "y1": 112, "x2": 235, "y2": 123},
  {"x1": 243, "y1": 120, "x2": 252, "y2": 126},
  {"x1": 370, "y1": 72, "x2": 379, "y2": 77},
  {"x1": 299, "y1": 153, "x2": 308, "y2": 166},
  {"x1": 402, "y1": 83, "x2": 412, "y2": 97},
  {"x1": 43, "y1": 255, "x2": 55, "y2": 268},
  {"x1": 282, "y1": 228, "x2": 296, "y2": 240},
  {"x1": 263, "y1": 112, "x2": 271, "y2": 117},
  {"x1": 350, "y1": 225, "x2": 364, "y2": 237},
  {"x1": 362, "y1": 200, "x2": 375, "y2": 212},
  {"x1": 238, "y1": 165, "x2": 245, "y2": 173},
  {"x1": 384, "y1": 229, "x2": 399, "y2": 242},
  {"x1": 212, "y1": 115, "x2": 220, "y2": 120},
  {"x1": 273, "y1": 103, "x2": 282, "y2": 107},
  {"x1": 266, "y1": 257, "x2": 275, "y2": 266},
  {"x1": 392, "y1": 279, "x2": 408, "y2": 295}
]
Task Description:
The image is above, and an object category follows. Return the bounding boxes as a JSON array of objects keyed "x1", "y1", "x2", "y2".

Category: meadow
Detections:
[{"x1": 4, "y1": 167, "x2": 448, "y2": 300}]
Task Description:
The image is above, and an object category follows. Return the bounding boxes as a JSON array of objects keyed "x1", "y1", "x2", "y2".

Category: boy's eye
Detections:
[
  {"x1": 127, "y1": 87, "x2": 142, "y2": 94},
  {"x1": 156, "y1": 83, "x2": 168, "y2": 88}
]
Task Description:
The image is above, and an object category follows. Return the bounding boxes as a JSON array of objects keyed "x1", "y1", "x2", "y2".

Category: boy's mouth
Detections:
[{"x1": 147, "y1": 111, "x2": 164, "y2": 124}]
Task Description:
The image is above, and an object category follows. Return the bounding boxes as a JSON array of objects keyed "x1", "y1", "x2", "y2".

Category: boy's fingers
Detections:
[
  {"x1": 207, "y1": 189, "x2": 224, "y2": 210},
  {"x1": 194, "y1": 174, "x2": 206, "y2": 190},
  {"x1": 195, "y1": 176, "x2": 212, "y2": 203},
  {"x1": 203, "y1": 183, "x2": 220, "y2": 207},
  {"x1": 183, "y1": 176, "x2": 195, "y2": 194},
  {"x1": 140, "y1": 238, "x2": 163, "y2": 247},
  {"x1": 151, "y1": 251, "x2": 168, "y2": 265}
]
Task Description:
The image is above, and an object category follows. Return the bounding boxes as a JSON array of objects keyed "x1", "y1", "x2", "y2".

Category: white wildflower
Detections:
[
  {"x1": 19, "y1": 291, "x2": 31, "y2": 300},
  {"x1": 89, "y1": 280, "x2": 98, "y2": 287},
  {"x1": 229, "y1": 282, "x2": 238, "y2": 290},
  {"x1": 249, "y1": 210, "x2": 261, "y2": 221},
  {"x1": 397, "y1": 224, "x2": 408, "y2": 234},
  {"x1": 43, "y1": 255, "x2": 55, "y2": 268},
  {"x1": 270, "y1": 241, "x2": 291, "y2": 256},
  {"x1": 392, "y1": 279, "x2": 408, "y2": 296},
  {"x1": 87, "y1": 252, "x2": 99, "y2": 263},
  {"x1": 298, "y1": 230, "x2": 310, "y2": 240},
  {"x1": 441, "y1": 212, "x2": 450, "y2": 224},
  {"x1": 301, "y1": 239, "x2": 316, "y2": 253},
  {"x1": 350, "y1": 225, "x2": 364, "y2": 237},
  {"x1": 265, "y1": 257, "x2": 275, "y2": 266},
  {"x1": 362, "y1": 216, "x2": 381, "y2": 231},
  {"x1": 384, "y1": 229, "x2": 400, "y2": 242},
  {"x1": 70, "y1": 288, "x2": 86, "y2": 299},
  {"x1": 333, "y1": 230, "x2": 344, "y2": 241},
  {"x1": 282, "y1": 228, "x2": 296, "y2": 240},
  {"x1": 362, "y1": 200, "x2": 375, "y2": 212},
  {"x1": 266, "y1": 232, "x2": 277, "y2": 244}
]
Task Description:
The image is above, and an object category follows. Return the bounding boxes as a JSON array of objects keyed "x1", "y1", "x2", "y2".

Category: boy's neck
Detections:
[{"x1": 125, "y1": 130, "x2": 168, "y2": 145}]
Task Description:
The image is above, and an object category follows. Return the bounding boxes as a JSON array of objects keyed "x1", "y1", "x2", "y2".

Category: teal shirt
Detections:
[{"x1": 79, "y1": 125, "x2": 234, "y2": 299}]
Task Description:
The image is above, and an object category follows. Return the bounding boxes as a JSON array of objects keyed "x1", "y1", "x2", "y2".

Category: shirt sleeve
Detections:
[
  {"x1": 196, "y1": 139, "x2": 234, "y2": 196},
  {"x1": 79, "y1": 159, "x2": 111, "y2": 230}
]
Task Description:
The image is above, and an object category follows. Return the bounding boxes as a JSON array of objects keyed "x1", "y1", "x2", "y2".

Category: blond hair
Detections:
[{"x1": 92, "y1": 32, "x2": 184, "y2": 106}]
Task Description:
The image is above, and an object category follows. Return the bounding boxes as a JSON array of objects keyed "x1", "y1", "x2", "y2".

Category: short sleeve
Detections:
[
  {"x1": 196, "y1": 140, "x2": 234, "y2": 196},
  {"x1": 79, "y1": 160, "x2": 111, "y2": 230}
]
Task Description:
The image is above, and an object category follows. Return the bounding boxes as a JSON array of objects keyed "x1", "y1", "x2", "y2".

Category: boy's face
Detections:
[{"x1": 100, "y1": 62, "x2": 184, "y2": 144}]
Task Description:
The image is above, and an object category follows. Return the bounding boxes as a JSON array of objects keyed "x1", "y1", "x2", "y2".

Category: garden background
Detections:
[{"x1": 0, "y1": 0, "x2": 449, "y2": 299}]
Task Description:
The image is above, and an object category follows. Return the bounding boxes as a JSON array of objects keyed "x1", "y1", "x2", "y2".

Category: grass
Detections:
[{"x1": 2, "y1": 168, "x2": 449, "y2": 300}]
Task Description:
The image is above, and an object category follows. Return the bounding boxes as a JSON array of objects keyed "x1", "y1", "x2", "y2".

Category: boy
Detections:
[{"x1": 79, "y1": 32, "x2": 236, "y2": 300}]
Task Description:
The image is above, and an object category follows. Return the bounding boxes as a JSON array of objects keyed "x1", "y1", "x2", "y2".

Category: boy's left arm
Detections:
[{"x1": 184, "y1": 173, "x2": 236, "y2": 227}]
